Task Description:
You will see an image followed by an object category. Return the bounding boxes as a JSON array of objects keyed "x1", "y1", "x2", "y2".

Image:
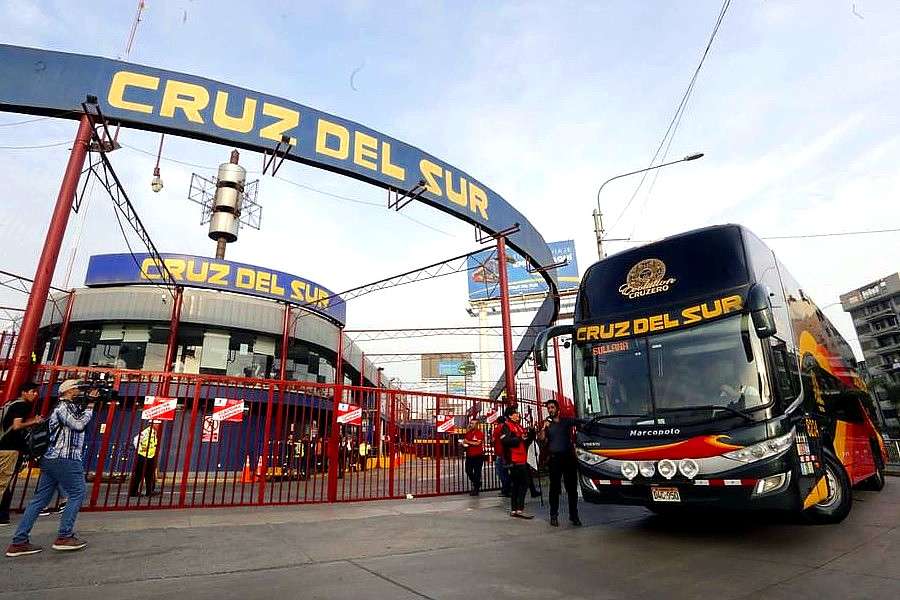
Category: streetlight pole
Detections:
[{"x1": 593, "y1": 152, "x2": 704, "y2": 260}]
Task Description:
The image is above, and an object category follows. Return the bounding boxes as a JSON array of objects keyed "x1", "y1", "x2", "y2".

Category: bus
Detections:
[{"x1": 535, "y1": 224, "x2": 888, "y2": 523}]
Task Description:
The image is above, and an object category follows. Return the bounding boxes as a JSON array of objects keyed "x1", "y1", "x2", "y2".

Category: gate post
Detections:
[
  {"x1": 88, "y1": 400, "x2": 117, "y2": 508},
  {"x1": 327, "y1": 328, "x2": 344, "y2": 502},
  {"x1": 553, "y1": 337, "x2": 565, "y2": 403},
  {"x1": 435, "y1": 396, "x2": 442, "y2": 495},
  {"x1": 496, "y1": 235, "x2": 516, "y2": 406},
  {"x1": 388, "y1": 391, "x2": 396, "y2": 498},
  {"x1": 258, "y1": 384, "x2": 275, "y2": 504},
  {"x1": 178, "y1": 381, "x2": 201, "y2": 507}
]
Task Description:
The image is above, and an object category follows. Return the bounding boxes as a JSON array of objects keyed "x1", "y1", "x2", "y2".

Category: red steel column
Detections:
[
  {"x1": 88, "y1": 401, "x2": 117, "y2": 508},
  {"x1": 533, "y1": 363, "x2": 544, "y2": 421},
  {"x1": 496, "y1": 236, "x2": 516, "y2": 407},
  {"x1": 434, "y1": 396, "x2": 442, "y2": 495},
  {"x1": 258, "y1": 384, "x2": 275, "y2": 504},
  {"x1": 327, "y1": 328, "x2": 345, "y2": 502},
  {"x1": 553, "y1": 337, "x2": 565, "y2": 403},
  {"x1": 279, "y1": 303, "x2": 291, "y2": 381},
  {"x1": 163, "y1": 287, "x2": 184, "y2": 373},
  {"x1": 374, "y1": 369, "x2": 383, "y2": 462},
  {"x1": 4, "y1": 115, "x2": 93, "y2": 402},
  {"x1": 388, "y1": 391, "x2": 396, "y2": 497},
  {"x1": 178, "y1": 382, "x2": 202, "y2": 507}
]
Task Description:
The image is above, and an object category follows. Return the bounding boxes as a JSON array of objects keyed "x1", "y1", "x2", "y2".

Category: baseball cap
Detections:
[{"x1": 58, "y1": 379, "x2": 83, "y2": 394}]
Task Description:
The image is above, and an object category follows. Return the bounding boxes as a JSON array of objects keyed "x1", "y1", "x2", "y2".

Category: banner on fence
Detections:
[
  {"x1": 141, "y1": 396, "x2": 176, "y2": 421},
  {"x1": 212, "y1": 398, "x2": 245, "y2": 422},
  {"x1": 202, "y1": 416, "x2": 220, "y2": 442},
  {"x1": 337, "y1": 403, "x2": 362, "y2": 426},
  {"x1": 436, "y1": 414, "x2": 455, "y2": 433}
]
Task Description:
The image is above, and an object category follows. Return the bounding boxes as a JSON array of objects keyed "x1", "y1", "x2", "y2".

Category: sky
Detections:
[{"x1": 0, "y1": 0, "x2": 898, "y2": 393}]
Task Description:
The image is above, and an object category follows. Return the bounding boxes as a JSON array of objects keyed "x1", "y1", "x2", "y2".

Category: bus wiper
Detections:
[
  {"x1": 582, "y1": 413, "x2": 648, "y2": 428},
  {"x1": 656, "y1": 404, "x2": 754, "y2": 423}
]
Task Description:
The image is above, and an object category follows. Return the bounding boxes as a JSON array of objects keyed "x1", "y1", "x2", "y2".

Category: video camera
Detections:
[{"x1": 72, "y1": 371, "x2": 116, "y2": 407}]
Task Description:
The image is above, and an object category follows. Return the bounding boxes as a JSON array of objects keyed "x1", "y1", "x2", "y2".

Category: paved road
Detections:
[{"x1": 2, "y1": 478, "x2": 898, "y2": 599}]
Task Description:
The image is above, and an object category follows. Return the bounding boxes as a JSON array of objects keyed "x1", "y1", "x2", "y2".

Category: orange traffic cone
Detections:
[
  {"x1": 255, "y1": 456, "x2": 265, "y2": 482},
  {"x1": 241, "y1": 456, "x2": 254, "y2": 483}
]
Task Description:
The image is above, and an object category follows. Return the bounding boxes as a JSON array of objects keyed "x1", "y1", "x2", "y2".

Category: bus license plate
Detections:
[{"x1": 651, "y1": 487, "x2": 681, "y2": 502}]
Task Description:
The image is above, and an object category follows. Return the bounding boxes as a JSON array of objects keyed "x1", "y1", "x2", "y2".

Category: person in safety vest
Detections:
[
  {"x1": 500, "y1": 405, "x2": 535, "y2": 519},
  {"x1": 129, "y1": 421, "x2": 161, "y2": 497}
]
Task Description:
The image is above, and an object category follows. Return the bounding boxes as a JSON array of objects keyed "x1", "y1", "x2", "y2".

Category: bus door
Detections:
[{"x1": 794, "y1": 415, "x2": 829, "y2": 509}]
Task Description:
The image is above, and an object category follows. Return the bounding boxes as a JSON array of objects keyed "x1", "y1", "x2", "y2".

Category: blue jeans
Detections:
[
  {"x1": 13, "y1": 458, "x2": 85, "y2": 543},
  {"x1": 495, "y1": 456, "x2": 510, "y2": 494}
]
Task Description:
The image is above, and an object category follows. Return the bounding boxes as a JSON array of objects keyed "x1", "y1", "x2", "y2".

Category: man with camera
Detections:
[
  {"x1": 6, "y1": 379, "x2": 97, "y2": 557},
  {"x1": 537, "y1": 399, "x2": 581, "y2": 527},
  {"x1": 0, "y1": 382, "x2": 44, "y2": 526}
]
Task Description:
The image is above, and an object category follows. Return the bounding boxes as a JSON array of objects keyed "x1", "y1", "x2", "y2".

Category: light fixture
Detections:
[
  {"x1": 621, "y1": 461, "x2": 639, "y2": 480},
  {"x1": 151, "y1": 166, "x2": 163, "y2": 193},
  {"x1": 638, "y1": 462, "x2": 656, "y2": 478},
  {"x1": 657, "y1": 459, "x2": 677, "y2": 479},
  {"x1": 678, "y1": 458, "x2": 699, "y2": 479}
]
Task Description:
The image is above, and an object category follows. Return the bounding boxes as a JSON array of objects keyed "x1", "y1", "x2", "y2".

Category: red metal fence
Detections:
[{"x1": 5, "y1": 365, "x2": 544, "y2": 512}]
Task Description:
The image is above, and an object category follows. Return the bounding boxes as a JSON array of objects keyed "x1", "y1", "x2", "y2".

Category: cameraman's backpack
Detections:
[
  {"x1": 24, "y1": 419, "x2": 51, "y2": 461},
  {"x1": 0, "y1": 399, "x2": 25, "y2": 446}
]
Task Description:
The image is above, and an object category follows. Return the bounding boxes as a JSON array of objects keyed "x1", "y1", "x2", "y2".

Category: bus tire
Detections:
[
  {"x1": 859, "y1": 440, "x2": 886, "y2": 492},
  {"x1": 803, "y1": 450, "x2": 852, "y2": 525}
]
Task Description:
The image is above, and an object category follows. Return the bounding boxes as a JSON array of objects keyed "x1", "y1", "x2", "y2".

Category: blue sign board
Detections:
[
  {"x1": 467, "y1": 240, "x2": 579, "y2": 301},
  {"x1": 438, "y1": 360, "x2": 464, "y2": 376},
  {"x1": 85, "y1": 253, "x2": 346, "y2": 325}
]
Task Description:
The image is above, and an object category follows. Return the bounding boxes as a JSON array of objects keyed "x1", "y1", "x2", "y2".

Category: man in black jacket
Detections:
[{"x1": 537, "y1": 400, "x2": 581, "y2": 527}]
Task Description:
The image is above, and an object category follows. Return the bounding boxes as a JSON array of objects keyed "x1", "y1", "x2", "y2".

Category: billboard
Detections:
[
  {"x1": 85, "y1": 253, "x2": 346, "y2": 325},
  {"x1": 467, "y1": 240, "x2": 579, "y2": 301}
]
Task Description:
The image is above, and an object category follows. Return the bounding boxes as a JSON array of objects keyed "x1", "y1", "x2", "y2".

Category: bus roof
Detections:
[{"x1": 577, "y1": 224, "x2": 754, "y2": 322}]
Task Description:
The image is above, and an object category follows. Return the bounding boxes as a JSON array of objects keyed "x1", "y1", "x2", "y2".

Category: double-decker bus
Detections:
[{"x1": 535, "y1": 225, "x2": 888, "y2": 523}]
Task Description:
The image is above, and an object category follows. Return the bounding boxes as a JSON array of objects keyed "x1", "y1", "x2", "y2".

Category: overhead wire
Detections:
[
  {"x1": 619, "y1": 226, "x2": 900, "y2": 244},
  {"x1": 609, "y1": 0, "x2": 732, "y2": 235}
]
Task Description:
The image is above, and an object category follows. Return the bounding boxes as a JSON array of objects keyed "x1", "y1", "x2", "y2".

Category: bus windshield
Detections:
[{"x1": 574, "y1": 314, "x2": 771, "y2": 426}]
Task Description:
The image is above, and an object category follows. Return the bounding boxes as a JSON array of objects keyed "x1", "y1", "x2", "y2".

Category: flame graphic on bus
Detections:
[{"x1": 589, "y1": 435, "x2": 743, "y2": 460}]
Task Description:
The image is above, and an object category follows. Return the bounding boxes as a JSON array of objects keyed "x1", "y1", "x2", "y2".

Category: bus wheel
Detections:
[
  {"x1": 859, "y1": 440, "x2": 886, "y2": 492},
  {"x1": 804, "y1": 450, "x2": 852, "y2": 525}
]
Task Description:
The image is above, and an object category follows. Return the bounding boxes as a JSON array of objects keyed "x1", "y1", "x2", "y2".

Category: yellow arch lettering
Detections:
[
  {"x1": 445, "y1": 170, "x2": 468, "y2": 208},
  {"x1": 468, "y1": 181, "x2": 489, "y2": 220},
  {"x1": 316, "y1": 119, "x2": 349, "y2": 159},
  {"x1": 108, "y1": 71, "x2": 159, "y2": 114},
  {"x1": 212, "y1": 91, "x2": 257, "y2": 133},
  {"x1": 160, "y1": 80, "x2": 210, "y2": 123},
  {"x1": 419, "y1": 159, "x2": 444, "y2": 195},
  {"x1": 139, "y1": 257, "x2": 162, "y2": 280},
  {"x1": 380, "y1": 141, "x2": 406, "y2": 181},
  {"x1": 353, "y1": 131, "x2": 378, "y2": 170},
  {"x1": 260, "y1": 103, "x2": 299, "y2": 145}
]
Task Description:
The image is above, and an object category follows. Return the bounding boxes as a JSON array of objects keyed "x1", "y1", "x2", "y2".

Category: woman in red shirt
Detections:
[
  {"x1": 500, "y1": 406, "x2": 535, "y2": 519},
  {"x1": 461, "y1": 421, "x2": 485, "y2": 495}
]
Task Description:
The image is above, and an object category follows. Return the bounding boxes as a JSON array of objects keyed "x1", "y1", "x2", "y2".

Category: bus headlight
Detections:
[
  {"x1": 678, "y1": 458, "x2": 699, "y2": 479},
  {"x1": 575, "y1": 448, "x2": 605, "y2": 466},
  {"x1": 723, "y1": 428, "x2": 795, "y2": 464},
  {"x1": 638, "y1": 462, "x2": 656, "y2": 478},
  {"x1": 621, "y1": 461, "x2": 639, "y2": 480},
  {"x1": 753, "y1": 472, "x2": 791, "y2": 496},
  {"x1": 657, "y1": 459, "x2": 677, "y2": 479}
]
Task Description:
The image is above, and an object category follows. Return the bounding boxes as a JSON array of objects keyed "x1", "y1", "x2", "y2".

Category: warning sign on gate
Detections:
[
  {"x1": 142, "y1": 396, "x2": 176, "y2": 421},
  {"x1": 337, "y1": 403, "x2": 362, "y2": 426},
  {"x1": 486, "y1": 406, "x2": 502, "y2": 424},
  {"x1": 436, "y1": 414, "x2": 455, "y2": 433},
  {"x1": 202, "y1": 416, "x2": 220, "y2": 442},
  {"x1": 212, "y1": 398, "x2": 245, "y2": 422}
]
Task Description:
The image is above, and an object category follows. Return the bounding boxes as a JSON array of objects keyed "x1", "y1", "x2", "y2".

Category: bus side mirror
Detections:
[
  {"x1": 534, "y1": 324, "x2": 574, "y2": 371},
  {"x1": 747, "y1": 284, "x2": 777, "y2": 338}
]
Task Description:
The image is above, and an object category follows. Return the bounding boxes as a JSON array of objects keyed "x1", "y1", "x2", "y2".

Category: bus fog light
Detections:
[
  {"x1": 657, "y1": 459, "x2": 677, "y2": 479},
  {"x1": 582, "y1": 475, "x2": 598, "y2": 491},
  {"x1": 621, "y1": 461, "x2": 639, "y2": 480},
  {"x1": 678, "y1": 458, "x2": 699, "y2": 479},
  {"x1": 753, "y1": 472, "x2": 790, "y2": 496},
  {"x1": 638, "y1": 462, "x2": 656, "y2": 478}
]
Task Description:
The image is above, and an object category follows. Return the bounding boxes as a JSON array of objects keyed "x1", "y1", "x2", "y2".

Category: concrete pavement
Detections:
[{"x1": 2, "y1": 479, "x2": 898, "y2": 599}]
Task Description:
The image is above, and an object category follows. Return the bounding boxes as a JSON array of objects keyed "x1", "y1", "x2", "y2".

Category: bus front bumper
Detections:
[{"x1": 578, "y1": 457, "x2": 800, "y2": 512}]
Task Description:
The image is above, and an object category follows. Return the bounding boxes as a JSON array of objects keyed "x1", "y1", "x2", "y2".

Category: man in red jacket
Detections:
[{"x1": 500, "y1": 406, "x2": 534, "y2": 519}]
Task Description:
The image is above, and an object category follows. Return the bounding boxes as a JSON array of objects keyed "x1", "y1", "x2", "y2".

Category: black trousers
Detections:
[
  {"x1": 509, "y1": 464, "x2": 530, "y2": 512},
  {"x1": 129, "y1": 455, "x2": 157, "y2": 496},
  {"x1": 464, "y1": 455, "x2": 485, "y2": 492},
  {"x1": 548, "y1": 452, "x2": 579, "y2": 519},
  {"x1": 0, "y1": 453, "x2": 25, "y2": 520}
]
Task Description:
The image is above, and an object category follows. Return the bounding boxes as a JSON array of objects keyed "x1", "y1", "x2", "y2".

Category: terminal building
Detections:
[
  {"x1": 841, "y1": 272, "x2": 900, "y2": 433},
  {"x1": 36, "y1": 252, "x2": 378, "y2": 388}
]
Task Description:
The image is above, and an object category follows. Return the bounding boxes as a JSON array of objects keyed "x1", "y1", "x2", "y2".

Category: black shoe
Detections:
[
  {"x1": 56, "y1": 502, "x2": 67, "y2": 514},
  {"x1": 570, "y1": 517, "x2": 582, "y2": 527},
  {"x1": 468, "y1": 491, "x2": 478, "y2": 496},
  {"x1": 550, "y1": 516, "x2": 559, "y2": 527},
  {"x1": 146, "y1": 491, "x2": 162, "y2": 497}
]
